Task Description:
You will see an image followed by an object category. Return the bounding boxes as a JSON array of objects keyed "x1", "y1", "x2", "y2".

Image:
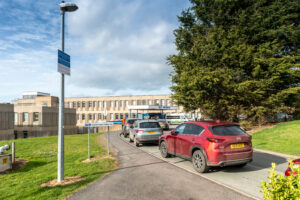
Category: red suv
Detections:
[{"x1": 159, "y1": 121, "x2": 253, "y2": 173}]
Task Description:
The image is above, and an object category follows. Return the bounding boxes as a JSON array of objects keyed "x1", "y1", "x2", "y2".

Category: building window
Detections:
[
  {"x1": 167, "y1": 99, "x2": 171, "y2": 106},
  {"x1": 132, "y1": 113, "x2": 136, "y2": 118},
  {"x1": 110, "y1": 101, "x2": 114, "y2": 107},
  {"x1": 82, "y1": 101, "x2": 86, "y2": 108},
  {"x1": 148, "y1": 100, "x2": 152, "y2": 105},
  {"x1": 132, "y1": 100, "x2": 136, "y2": 105},
  {"x1": 89, "y1": 114, "x2": 92, "y2": 120},
  {"x1": 82, "y1": 114, "x2": 85, "y2": 120},
  {"x1": 125, "y1": 100, "x2": 129, "y2": 107},
  {"x1": 14, "y1": 113, "x2": 18, "y2": 123},
  {"x1": 161, "y1": 99, "x2": 165, "y2": 106},
  {"x1": 77, "y1": 102, "x2": 81, "y2": 107},
  {"x1": 120, "y1": 113, "x2": 124, "y2": 119},
  {"x1": 93, "y1": 101, "x2": 97, "y2": 108},
  {"x1": 94, "y1": 113, "x2": 97, "y2": 120},
  {"x1": 115, "y1": 113, "x2": 119, "y2": 120},
  {"x1": 125, "y1": 113, "x2": 129, "y2": 118},
  {"x1": 72, "y1": 102, "x2": 76, "y2": 108},
  {"x1": 110, "y1": 113, "x2": 113, "y2": 120},
  {"x1": 142, "y1": 100, "x2": 146, "y2": 105},
  {"x1": 120, "y1": 100, "x2": 123, "y2": 107},
  {"x1": 104, "y1": 101, "x2": 107, "y2": 108},
  {"x1": 67, "y1": 102, "x2": 70, "y2": 108},
  {"x1": 98, "y1": 113, "x2": 102, "y2": 120},
  {"x1": 103, "y1": 113, "x2": 107, "y2": 120},
  {"x1": 99, "y1": 101, "x2": 102, "y2": 108},
  {"x1": 23, "y1": 113, "x2": 28, "y2": 122},
  {"x1": 77, "y1": 114, "x2": 80, "y2": 120},
  {"x1": 33, "y1": 112, "x2": 39, "y2": 121},
  {"x1": 88, "y1": 101, "x2": 92, "y2": 108},
  {"x1": 137, "y1": 100, "x2": 141, "y2": 105},
  {"x1": 23, "y1": 131, "x2": 28, "y2": 138},
  {"x1": 115, "y1": 100, "x2": 118, "y2": 107},
  {"x1": 155, "y1": 99, "x2": 159, "y2": 105}
]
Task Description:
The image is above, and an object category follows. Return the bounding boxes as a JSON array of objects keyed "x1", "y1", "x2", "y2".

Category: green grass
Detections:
[
  {"x1": 0, "y1": 133, "x2": 116, "y2": 200},
  {"x1": 252, "y1": 120, "x2": 300, "y2": 156}
]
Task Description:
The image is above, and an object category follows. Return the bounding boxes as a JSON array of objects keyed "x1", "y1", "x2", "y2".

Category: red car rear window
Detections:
[{"x1": 211, "y1": 125, "x2": 246, "y2": 136}]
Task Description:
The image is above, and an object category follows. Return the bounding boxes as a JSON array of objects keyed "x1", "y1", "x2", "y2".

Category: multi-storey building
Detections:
[
  {"x1": 65, "y1": 95, "x2": 202, "y2": 127},
  {"x1": 13, "y1": 92, "x2": 77, "y2": 139},
  {"x1": 0, "y1": 103, "x2": 14, "y2": 140}
]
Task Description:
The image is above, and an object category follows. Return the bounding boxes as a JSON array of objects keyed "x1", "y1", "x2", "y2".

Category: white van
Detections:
[{"x1": 165, "y1": 113, "x2": 189, "y2": 125}]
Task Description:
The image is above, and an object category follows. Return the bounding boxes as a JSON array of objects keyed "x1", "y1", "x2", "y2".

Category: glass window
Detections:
[
  {"x1": 125, "y1": 113, "x2": 129, "y2": 118},
  {"x1": 120, "y1": 113, "x2": 124, "y2": 119},
  {"x1": 137, "y1": 100, "x2": 141, "y2": 105},
  {"x1": 183, "y1": 124, "x2": 204, "y2": 135},
  {"x1": 77, "y1": 114, "x2": 80, "y2": 120},
  {"x1": 115, "y1": 101, "x2": 118, "y2": 107},
  {"x1": 98, "y1": 113, "x2": 102, "y2": 120},
  {"x1": 104, "y1": 101, "x2": 107, "y2": 107},
  {"x1": 148, "y1": 100, "x2": 152, "y2": 105},
  {"x1": 82, "y1": 114, "x2": 85, "y2": 120},
  {"x1": 155, "y1": 99, "x2": 159, "y2": 105},
  {"x1": 94, "y1": 113, "x2": 97, "y2": 120},
  {"x1": 132, "y1": 113, "x2": 136, "y2": 118},
  {"x1": 72, "y1": 102, "x2": 76, "y2": 108},
  {"x1": 174, "y1": 124, "x2": 186, "y2": 134},
  {"x1": 142, "y1": 100, "x2": 146, "y2": 105},
  {"x1": 103, "y1": 113, "x2": 107, "y2": 120},
  {"x1": 115, "y1": 113, "x2": 119, "y2": 120},
  {"x1": 139, "y1": 122, "x2": 160, "y2": 128},
  {"x1": 110, "y1": 101, "x2": 114, "y2": 107},
  {"x1": 33, "y1": 112, "x2": 39, "y2": 121},
  {"x1": 14, "y1": 113, "x2": 18, "y2": 123},
  {"x1": 88, "y1": 101, "x2": 92, "y2": 108},
  {"x1": 132, "y1": 100, "x2": 136, "y2": 105},
  {"x1": 167, "y1": 99, "x2": 170, "y2": 106},
  {"x1": 125, "y1": 100, "x2": 129, "y2": 107},
  {"x1": 211, "y1": 125, "x2": 246, "y2": 136},
  {"x1": 82, "y1": 101, "x2": 86, "y2": 108},
  {"x1": 98, "y1": 101, "x2": 102, "y2": 108},
  {"x1": 23, "y1": 113, "x2": 28, "y2": 122},
  {"x1": 93, "y1": 101, "x2": 97, "y2": 108},
  {"x1": 77, "y1": 102, "x2": 81, "y2": 107},
  {"x1": 120, "y1": 100, "x2": 123, "y2": 107},
  {"x1": 88, "y1": 114, "x2": 92, "y2": 120},
  {"x1": 161, "y1": 99, "x2": 165, "y2": 106},
  {"x1": 127, "y1": 119, "x2": 137, "y2": 124},
  {"x1": 110, "y1": 113, "x2": 113, "y2": 120}
]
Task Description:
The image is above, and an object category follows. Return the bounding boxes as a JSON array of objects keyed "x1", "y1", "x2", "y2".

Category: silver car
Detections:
[{"x1": 129, "y1": 120, "x2": 163, "y2": 147}]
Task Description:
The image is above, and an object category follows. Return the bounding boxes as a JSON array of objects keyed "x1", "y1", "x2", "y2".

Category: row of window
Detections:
[
  {"x1": 77, "y1": 113, "x2": 138, "y2": 121},
  {"x1": 66, "y1": 99, "x2": 173, "y2": 109},
  {"x1": 14, "y1": 112, "x2": 39, "y2": 123}
]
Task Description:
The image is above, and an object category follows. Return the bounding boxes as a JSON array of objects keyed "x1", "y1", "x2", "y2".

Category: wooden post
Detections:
[{"x1": 12, "y1": 142, "x2": 15, "y2": 164}]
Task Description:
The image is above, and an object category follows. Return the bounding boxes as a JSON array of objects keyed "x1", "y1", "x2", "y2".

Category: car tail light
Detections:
[
  {"x1": 207, "y1": 138, "x2": 225, "y2": 143},
  {"x1": 136, "y1": 130, "x2": 143, "y2": 134}
]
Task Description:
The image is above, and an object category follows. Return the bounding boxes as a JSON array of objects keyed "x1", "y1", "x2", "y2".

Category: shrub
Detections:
[{"x1": 261, "y1": 161, "x2": 300, "y2": 200}]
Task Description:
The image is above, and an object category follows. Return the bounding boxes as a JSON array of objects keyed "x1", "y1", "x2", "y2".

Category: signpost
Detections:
[
  {"x1": 85, "y1": 122, "x2": 113, "y2": 159},
  {"x1": 58, "y1": 49, "x2": 71, "y2": 75}
]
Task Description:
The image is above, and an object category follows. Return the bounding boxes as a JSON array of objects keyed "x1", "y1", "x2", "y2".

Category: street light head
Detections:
[{"x1": 59, "y1": 2, "x2": 78, "y2": 12}]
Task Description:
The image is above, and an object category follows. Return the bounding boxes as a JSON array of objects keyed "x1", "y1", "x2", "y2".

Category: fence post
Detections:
[
  {"x1": 12, "y1": 142, "x2": 15, "y2": 164},
  {"x1": 88, "y1": 127, "x2": 90, "y2": 160}
]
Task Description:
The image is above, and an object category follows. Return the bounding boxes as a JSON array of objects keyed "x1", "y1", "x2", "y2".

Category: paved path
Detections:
[{"x1": 68, "y1": 131, "x2": 253, "y2": 200}]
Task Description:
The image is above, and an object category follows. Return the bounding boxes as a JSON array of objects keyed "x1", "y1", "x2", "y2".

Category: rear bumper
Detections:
[
  {"x1": 136, "y1": 134, "x2": 161, "y2": 143},
  {"x1": 208, "y1": 157, "x2": 252, "y2": 167}
]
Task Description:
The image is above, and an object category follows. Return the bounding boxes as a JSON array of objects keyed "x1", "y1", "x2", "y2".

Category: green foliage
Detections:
[
  {"x1": 0, "y1": 134, "x2": 116, "y2": 200},
  {"x1": 261, "y1": 162, "x2": 300, "y2": 200},
  {"x1": 252, "y1": 120, "x2": 300, "y2": 156},
  {"x1": 168, "y1": 0, "x2": 300, "y2": 124}
]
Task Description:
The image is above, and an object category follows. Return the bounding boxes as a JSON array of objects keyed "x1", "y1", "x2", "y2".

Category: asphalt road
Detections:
[{"x1": 68, "y1": 131, "x2": 253, "y2": 200}]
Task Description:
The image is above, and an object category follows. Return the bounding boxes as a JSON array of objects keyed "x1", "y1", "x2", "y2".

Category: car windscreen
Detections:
[
  {"x1": 211, "y1": 125, "x2": 246, "y2": 136},
  {"x1": 127, "y1": 119, "x2": 137, "y2": 124},
  {"x1": 139, "y1": 122, "x2": 160, "y2": 128},
  {"x1": 166, "y1": 116, "x2": 180, "y2": 119}
]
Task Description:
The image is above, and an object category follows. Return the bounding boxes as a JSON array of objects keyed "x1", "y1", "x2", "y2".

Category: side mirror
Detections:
[{"x1": 171, "y1": 130, "x2": 177, "y2": 135}]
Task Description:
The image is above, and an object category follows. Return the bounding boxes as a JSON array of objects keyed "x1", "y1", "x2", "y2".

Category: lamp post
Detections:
[{"x1": 58, "y1": 1, "x2": 78, "y2": 183}]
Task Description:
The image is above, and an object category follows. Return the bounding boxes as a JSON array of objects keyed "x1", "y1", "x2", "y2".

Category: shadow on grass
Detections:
[{"x1": 13, "y1": 161, "x2": 47, "y2": 173}]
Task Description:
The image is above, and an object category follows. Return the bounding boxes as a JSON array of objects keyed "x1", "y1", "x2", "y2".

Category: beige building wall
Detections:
[
  {"x1": 0, "y1": 104, "x2": 14, "y2": 140},
  {"x1": 14, "y1": 96, "x2": 76, "y2": 139},
  {"x1": 65, "y1": 95, "x2": 202, "y2": 127}
]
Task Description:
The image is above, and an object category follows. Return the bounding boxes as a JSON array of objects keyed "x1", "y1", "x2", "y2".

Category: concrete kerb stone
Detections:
[
  {"x1": 253, "y1": 148, "x2": 298, "y2": 160},
  {"x1": 117, "y1": 132, "x2": 259, "y2": 200}
]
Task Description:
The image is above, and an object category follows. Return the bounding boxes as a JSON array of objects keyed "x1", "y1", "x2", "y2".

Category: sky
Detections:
[{"x1": 0, "y1": 0, "x2": 191, "y2": 103}]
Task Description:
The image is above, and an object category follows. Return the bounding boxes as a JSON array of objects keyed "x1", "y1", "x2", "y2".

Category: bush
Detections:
[{"x1": 261, "y1": 161, "x2": 300, "y2": 200}]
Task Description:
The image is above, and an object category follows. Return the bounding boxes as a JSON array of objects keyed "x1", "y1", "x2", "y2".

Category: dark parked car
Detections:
[
  {"x1": 122, "y1": 118, "x2": 138, "y2": 137},
  {"x1": 285, "y1": 159, "x2": 300, "y2": 176},
  {"x1": 159, "y1": 121, "x2": 253, "y2": 173}
]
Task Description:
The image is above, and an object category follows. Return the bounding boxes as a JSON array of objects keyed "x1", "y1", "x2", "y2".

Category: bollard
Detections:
[{"x1": 12, "y1": 142, "x2": 15, "y2": 164}]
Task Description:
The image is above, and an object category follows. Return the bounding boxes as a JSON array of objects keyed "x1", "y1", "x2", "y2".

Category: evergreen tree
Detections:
[{"x1": 168, "y1": 0, "x2": 300, "y2": 123}]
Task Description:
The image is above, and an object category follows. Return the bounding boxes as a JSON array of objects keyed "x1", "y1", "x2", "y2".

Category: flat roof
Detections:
[
  {"x1": 127, "y1": 105, "x2": 178, "y2": 110},
  {"x1": 22, "y1": 91, "x2": 50, "y2": 96}
]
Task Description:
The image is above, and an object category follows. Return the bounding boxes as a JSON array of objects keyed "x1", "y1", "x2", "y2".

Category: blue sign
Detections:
[{"x1": 58, "y1": 49, "x2": 71, "y2": 75}]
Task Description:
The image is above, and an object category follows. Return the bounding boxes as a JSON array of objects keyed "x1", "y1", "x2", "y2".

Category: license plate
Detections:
[
  {"x1": 230, "y1": 144, "x2": 244, "y2": 149},
  {"x1": 147, "y1": 131, "x2": 156, "y2": 134}
]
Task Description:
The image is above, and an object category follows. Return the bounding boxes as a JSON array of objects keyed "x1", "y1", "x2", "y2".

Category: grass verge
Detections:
[
  {"x1": 0, "y1": 133, "x2": 117, "y2": 200},
  {"x1": 252, "y1": 120, "x2": 300, "y2": 156}
]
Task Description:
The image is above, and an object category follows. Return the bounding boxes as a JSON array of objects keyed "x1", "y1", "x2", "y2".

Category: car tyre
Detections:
[
  {"x1": 129, "y1": 134, "x2": 133, "y2": 143},
  {"x1": 160, "y1": 141, "x2": 170, "y2": 158},
  {"x1": 192, "y1": 150, "x2": 209, "y2": 173},
  {"x1": 134, "y1": 137, "x2": 140, "y2": 147}
]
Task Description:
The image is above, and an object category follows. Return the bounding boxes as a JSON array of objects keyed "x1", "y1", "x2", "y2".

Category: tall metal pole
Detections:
[
  {"x1": 88, "y1": 126, "x2": 91, "y2": 160},
  {"x1": 107, "y1": 126, "x2": 110, "y2": 155},
  {"x1": 58, "y1": 9, "x2": 65, "y2": 183}
]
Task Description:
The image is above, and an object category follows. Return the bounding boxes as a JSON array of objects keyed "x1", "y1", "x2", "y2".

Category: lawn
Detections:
[
  {"x1": 252, "y1": 120, "x2": 300, "y2": 156},
  {"x1": 0, "y1": 133, "x2": 117, "y2": 200}
]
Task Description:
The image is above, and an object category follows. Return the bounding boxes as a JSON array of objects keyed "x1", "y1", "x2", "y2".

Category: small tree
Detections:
[{"x1": 168, "y1": 0, "x2": 300, "y2": 124}]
